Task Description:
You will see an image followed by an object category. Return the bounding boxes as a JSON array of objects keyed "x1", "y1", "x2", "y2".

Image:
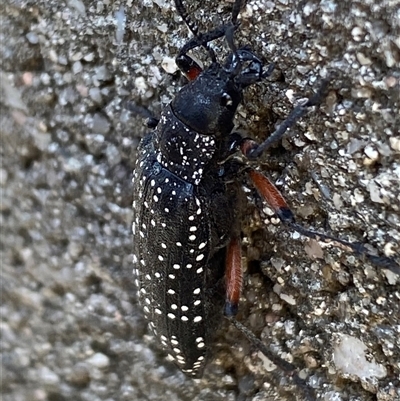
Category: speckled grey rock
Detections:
[{"x1": 1, "y1": 1, "x2": 399, "y2": 401}]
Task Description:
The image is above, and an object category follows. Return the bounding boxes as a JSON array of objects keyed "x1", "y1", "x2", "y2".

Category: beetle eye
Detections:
[{"x1": 221, "y1": 92, "x2": 233, "y2": 107}]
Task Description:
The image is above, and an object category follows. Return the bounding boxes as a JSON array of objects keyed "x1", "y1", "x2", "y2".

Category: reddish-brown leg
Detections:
[
  {"x1": 223, "y1": 234, "x2": 317, "y2": 400},
  {"x1": 246, "y1": 164, "x2": 400, "y2": 274},
  {"x1": 224, "y1": 236, "x2": 243, "y2": 317},
  {"x1": 248, "y1": 169, "x2": 295, "y2": 223}
]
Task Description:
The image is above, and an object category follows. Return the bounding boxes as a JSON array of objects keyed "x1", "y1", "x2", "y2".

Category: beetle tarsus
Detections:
[
  {"x1": 227, "y1": 317, "x2": 316, "y2": 401},
  {"x1": 247, "y1": 81, "x2": 329, "y2": 159}
]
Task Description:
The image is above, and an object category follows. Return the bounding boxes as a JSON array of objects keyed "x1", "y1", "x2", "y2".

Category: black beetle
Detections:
[
  {"x1": 132, "y1": 0, "x2": 272, "y2": 378},
  {"x1": 132, "y1": 0, "x2": 399, "y2": 392}
]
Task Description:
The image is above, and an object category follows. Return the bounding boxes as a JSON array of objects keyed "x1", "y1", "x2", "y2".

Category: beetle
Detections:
[{"x1": 131, "y1": 0, "x2": 400, "y2": 394}]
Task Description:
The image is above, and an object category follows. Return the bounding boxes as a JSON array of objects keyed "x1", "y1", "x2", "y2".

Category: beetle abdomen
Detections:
[{"x1": 132, "y1": 133, "x2": 229, "y2": 376}]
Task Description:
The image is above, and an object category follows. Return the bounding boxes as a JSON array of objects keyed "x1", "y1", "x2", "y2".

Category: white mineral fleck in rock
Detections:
[
  {"x1": 333, "y1": 334, "x2": 387, "y2": 380},
  {"x1": 161, "y1": 57, "x2": 178, "y2": 74},
  {"x1": 86, "y1": 352, "x2": 110, "y2": 369}
]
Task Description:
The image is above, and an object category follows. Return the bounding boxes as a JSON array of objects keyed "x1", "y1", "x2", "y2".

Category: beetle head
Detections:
[
  {"x1": 171, "y1": 65, "x2": 241, "y2": 136},
  {"x1": 171, "y1": 49, "x2": 269, "y2": 137}
]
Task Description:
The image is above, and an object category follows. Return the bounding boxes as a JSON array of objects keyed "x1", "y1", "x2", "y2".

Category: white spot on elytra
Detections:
[
  {"x1": 194, "y1": 316, "x2": 202, "y2": 323},
  {"x1": 196, "y1": 254, "x2": 204, "y2": 261}
]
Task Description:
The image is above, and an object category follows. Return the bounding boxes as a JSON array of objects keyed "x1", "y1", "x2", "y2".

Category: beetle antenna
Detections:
[
  {"x1": 174, "y1": 0, "x2": 217, "y2": 62},
  {"x1": 231, "y1": 0, "x2": 245, "y2": 25},
  {"x1": 225, "y1": 23, "x2": 241, "y2": 76}
]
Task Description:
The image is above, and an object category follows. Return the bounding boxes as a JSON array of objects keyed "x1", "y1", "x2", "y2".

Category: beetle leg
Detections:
[
  {"x1": 224, "y1": 236, "x2": 242, "y2": 317},
  {"x1": 248, "y1": 169, "x2": 400, "y2": 274},
  {"x1": 125, "y1": 102, "x2": 159, "y2": 128},
  {"x1": 224, "y1": 236, "x2": 316, "y2": 400},
  {"x1": 245, "y1": 80, "x2": 329, "y2": 160},
  {"x1": 248, "y1": 169, "x2": 295, "y2": 222},
  {"x1": 227, "y1": 318, "x2": 316, "y2": 401}
]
